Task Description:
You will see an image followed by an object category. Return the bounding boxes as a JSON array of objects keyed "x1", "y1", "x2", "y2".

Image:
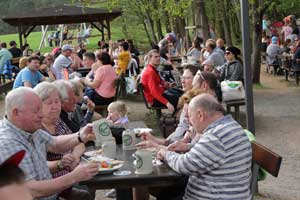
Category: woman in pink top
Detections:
[{"x1": 83, "y1": 52, "x2": 118, "y2": 105}]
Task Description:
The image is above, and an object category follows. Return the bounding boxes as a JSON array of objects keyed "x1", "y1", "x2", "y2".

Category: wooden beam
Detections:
[
  {"x1": 17, "y1": 26, "x2": 23, "y2": 50},
  {"x1": 106, "y1": 19, "x2": 111, "y2": 40},
  {"x1": 24, "y1": 25, "x2": 36, "y2": 38},
  {"x1": 91, "y1": 22, "x2": 103, "y2": 33}
]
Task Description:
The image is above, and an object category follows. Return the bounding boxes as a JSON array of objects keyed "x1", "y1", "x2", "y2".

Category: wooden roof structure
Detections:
[{"x1": 1, "y1": 5, "x2": 122, "y2": 48}]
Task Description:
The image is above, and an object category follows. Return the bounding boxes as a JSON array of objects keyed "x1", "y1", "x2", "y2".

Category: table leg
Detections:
[
  {"x1": 117, "y1": 188, "x2": 133, "y2": 200},
  {"x1": 133, "y1": 187, "x2": 149, "y2": 200},
  {"x1": 234, "y1": 105, "x2": 240, "y2": 122}
]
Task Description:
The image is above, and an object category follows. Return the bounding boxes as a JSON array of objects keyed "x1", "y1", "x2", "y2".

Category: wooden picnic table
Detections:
[
  {"x1": 75, "y1": 67, "x2": 90, "y2": 77},
  {"x1": 81, "y1": 145, "x2": 183, "y2": 200}
]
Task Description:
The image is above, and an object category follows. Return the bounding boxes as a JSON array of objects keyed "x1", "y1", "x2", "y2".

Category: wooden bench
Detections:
[
  {"x1": 250, "y1": 141, "x2": 282, "y2": 199},
  {"x1": 138, "y1": 83, "x2": 167, "y2": 123},
  {"x1": 224, "y1": 99, "x2": 245, "y2": 122},
  {"x1": 0, "y1": 80, "x2": 14, "y2": 95}
]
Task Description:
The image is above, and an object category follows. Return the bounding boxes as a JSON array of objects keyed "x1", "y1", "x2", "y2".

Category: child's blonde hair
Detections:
[{"x1": 107, "y1": 101, "x2": 128, "y2": 117}]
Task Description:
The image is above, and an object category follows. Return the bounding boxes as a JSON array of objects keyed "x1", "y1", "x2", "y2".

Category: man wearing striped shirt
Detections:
[{"x1": 158, "y1": 93, "x2": 252, "y2": 200}]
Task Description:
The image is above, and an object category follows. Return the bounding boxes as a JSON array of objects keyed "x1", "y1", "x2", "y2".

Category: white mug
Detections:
[
  {"x1": 93, "y1": 119, "x2": 113, "y2": 147},
  {"x1": 133, "y1": 149, "x2": 153, "y2": 174},
  {"x1": 122, "y1": 129, "x2": 136, "y2": 150},
  {"x1": 101, "y1": 138, "x2": 116, "y2": 159}
]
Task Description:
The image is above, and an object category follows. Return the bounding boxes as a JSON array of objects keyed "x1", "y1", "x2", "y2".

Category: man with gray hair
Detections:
[
  {"x1": 158, "y1": 93, "x2": 252, "y2": 200},
  {"x1": 0, "y1": 87, "x2": 99, "y2": 200},
  {"x1": 53, "y1": 80, "x2": 80, "y2": 133}
]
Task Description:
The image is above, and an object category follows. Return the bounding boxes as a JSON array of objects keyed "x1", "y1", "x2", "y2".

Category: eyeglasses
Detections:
[
  {"x1": 225, "y1": 51, "x2": 231, "y2": 55},
  {"x1": 196, "y1": 70, "x2": 206, "y2": 81}
]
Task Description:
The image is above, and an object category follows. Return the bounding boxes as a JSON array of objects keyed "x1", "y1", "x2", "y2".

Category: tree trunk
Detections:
[
  {"x1": 142, "y1": 20, "x2": 154, "y2": 46},
  {"x1": 195, "y1": 0, "x2": 210, "y2": 41},
  {"x1": 251, "y1": 0, "x2": 263, "y2": 84},
  {"x1": 214, "y1": 0, "x2": 225, "y2": 39},
  {"x1": 164, "y1": 11, "x2": 172, "y2": 33},
  {"x1": 223, "y1": 0, "x2": 232, "y2": 46},
  {"x1": 156, "y1": 19, "x2": 164, "y2": 40},
  {"x1": 145, "y1": 10, "x2": 158, "y2": 44}
]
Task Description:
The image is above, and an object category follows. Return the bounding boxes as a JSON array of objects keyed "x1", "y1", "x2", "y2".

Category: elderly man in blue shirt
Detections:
[{"x1": 0, "y1": 42, "x2": 12, "y2": 74}]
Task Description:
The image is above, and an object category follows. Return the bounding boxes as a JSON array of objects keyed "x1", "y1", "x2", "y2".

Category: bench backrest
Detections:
[
  {"x1": 250, "y1": 141, "x2": 282, "y2": 199},
  {"x1": 252, "y1": 141, "x2": 282, "y2": 177},
  {"x1": 138, "y1": 83, "x2": 151, "y2": 109}
]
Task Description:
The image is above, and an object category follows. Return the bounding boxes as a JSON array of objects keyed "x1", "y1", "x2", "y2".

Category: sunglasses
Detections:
[
  {"x1": 196, "y1": 70, "x2": 206, "y2": 81},
  {"x1": 225, "y1": 51, "x2": 231, "y2": 55}
]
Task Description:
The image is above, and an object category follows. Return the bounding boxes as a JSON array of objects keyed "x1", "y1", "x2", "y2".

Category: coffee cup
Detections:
[
  {"x1": 133, "y1": 149, "x2": 153, "y2": 174},
  {"x1": 93, "y1": 119, "x2": 113, "y2": 147},
  {"x1": 101, "y1": 138, "x2": 116, "y2": 159},
  {"x1": 122, "y1": 129, "x2": 136, "y2": 150}
]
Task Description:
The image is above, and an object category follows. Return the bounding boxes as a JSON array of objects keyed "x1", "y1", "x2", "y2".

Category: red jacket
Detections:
[{"x1": 141, "y1": 64, "x2": 168, "y2": 105}]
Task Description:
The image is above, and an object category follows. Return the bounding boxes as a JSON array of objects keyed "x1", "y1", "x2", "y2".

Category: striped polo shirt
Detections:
[{"x1": 165, "y1": 115, "x2": 252, "y2": 200}]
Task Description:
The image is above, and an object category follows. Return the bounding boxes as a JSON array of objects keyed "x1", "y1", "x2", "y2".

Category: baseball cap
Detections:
[
  {"x1": 61, "y1": 44, "x2": 74, "y2": 51},
  {"x1": 271, "y1": 36, "x2": 277, "y2": 44},
  {"x1": 0, "y1": 150, "x2": 25, "y2": 168}
]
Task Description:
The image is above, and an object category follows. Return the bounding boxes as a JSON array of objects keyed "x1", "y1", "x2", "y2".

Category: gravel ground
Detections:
[{"x1": 0, "y1": 68, "x2": 299, "y2": 200}]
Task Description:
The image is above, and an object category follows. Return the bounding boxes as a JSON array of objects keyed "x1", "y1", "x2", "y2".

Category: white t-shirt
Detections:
[{"x1": 53, "y1": 54, "x2": 72, "y2": 80}]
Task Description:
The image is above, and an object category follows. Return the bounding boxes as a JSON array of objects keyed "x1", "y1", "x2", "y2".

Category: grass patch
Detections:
[{"x1": 253, "y1": 83, "x2": 269, "y2": 89}]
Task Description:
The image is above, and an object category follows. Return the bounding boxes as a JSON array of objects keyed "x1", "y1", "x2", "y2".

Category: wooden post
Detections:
[
  {"x1": 106, "y1": 19, "x2": 111, "y2": 40},
  {"x1": 59, "y1": 24, "x2": 64, "y2": 47},
  {"x1": 17, "y1": 26, "x2": 23, "y2": 50}
]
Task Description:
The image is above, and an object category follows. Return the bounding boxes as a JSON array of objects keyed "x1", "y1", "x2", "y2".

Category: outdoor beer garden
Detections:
[{"x1": 1, "y1": 0, "x2": 300, "y2": 200}]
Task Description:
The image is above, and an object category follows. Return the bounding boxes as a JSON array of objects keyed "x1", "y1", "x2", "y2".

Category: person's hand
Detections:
[
  {"x1": 138, "y1": 132, "x2": 155, "y2": 141},
  {"x1": 86, "y1": 98, "x2": 95, "y2": 111},
  {"x1": 167, "y1": 141, "x2": 190, "y2": 153},
  {"x1": 61, "y1": 153, "x2": 75, "y2": 168},
  {"x1": 69, "y1": 156, "x2": 80, "y2": 171},
  {"x1": 70, "y1": 163, "x2": 99, "y2": 182},
  {"x1": 136, "y1": 140, "x2": 158, "y2": 149},
  {"x1": 166, "y1": 102, "x2": 175, "y2": 113},
  {"x1": 79, "y1": 124, "x2": 95, "y2": 143},
  {"x1": 157, "y1": 149, "x2": 167, "y2": 161}
]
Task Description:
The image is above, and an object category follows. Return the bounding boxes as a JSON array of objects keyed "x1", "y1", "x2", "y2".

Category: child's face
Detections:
[{"x1": 107, "y1": 109, "x2": 121, "y2": 122}]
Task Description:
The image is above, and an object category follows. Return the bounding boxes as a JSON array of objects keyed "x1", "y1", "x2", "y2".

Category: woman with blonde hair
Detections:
[{"x1": 136, "y1": 88, "x2": 206, "y2": 151}]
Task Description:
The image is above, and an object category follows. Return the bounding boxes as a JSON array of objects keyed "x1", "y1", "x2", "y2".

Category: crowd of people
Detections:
[
  {"x1": 262, "y1": 15, "x2": 300, "y2": 72},
  {"x1": 0, "y1": 27, "x2": 256, "y2": 200}
]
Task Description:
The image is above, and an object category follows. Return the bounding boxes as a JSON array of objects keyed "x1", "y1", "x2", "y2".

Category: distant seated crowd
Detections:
[{"x1": 0, "y1": 35, "x2": 254, "y2": 200}]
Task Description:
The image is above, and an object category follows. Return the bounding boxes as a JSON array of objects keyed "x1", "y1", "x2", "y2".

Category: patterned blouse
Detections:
[{"x1": 44, "y1": 118, "x2": 73, "y2": 178}]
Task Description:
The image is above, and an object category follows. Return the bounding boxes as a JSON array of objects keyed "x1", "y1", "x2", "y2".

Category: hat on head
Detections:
[
  {"x1": 61, "y1": 44, "x2": 74, "y2": 51},
  {"x1": 271, "y1": 36, "x2": 277, "y2": 44},
  {"x1": 225, "y1": 46, "x2": 241, "y2": 57},
  {"x1": 0, "y1": 150, "x2": 25, "y2": 168}
]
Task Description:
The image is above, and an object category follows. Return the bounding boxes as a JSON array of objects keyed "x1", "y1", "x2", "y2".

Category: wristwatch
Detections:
[
  {"x1": 77, "y1": 132, "x2": 84, "y2": 143},
  {"x1": 57, "y1": 160, "x2": 64, "y2": 170}
]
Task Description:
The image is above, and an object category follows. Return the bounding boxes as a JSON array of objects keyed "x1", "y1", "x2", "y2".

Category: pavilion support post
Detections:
[
  {"x1": 17, "y1": 26, "x2": 23, "y2": 50},
  {"x1": 60, "y1": 24, "x2": 64, "y2": 47},
  {"x1": 106, "y1": 19, "x2": 111, "y2": 40},
  {"x1": 240, "y1": 0, "x2": 255, "y2": 134}
]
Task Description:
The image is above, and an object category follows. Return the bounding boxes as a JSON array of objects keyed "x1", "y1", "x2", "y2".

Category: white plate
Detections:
[
  {"x1": 134, "y1": 128, "x2": 153, "y2": 134},
  {"x1": 98, "y1": 163, "x2": 124, "y2": 174},
  {"x1": 84, "y1": 150, "x2": 102, "y2": 157}
]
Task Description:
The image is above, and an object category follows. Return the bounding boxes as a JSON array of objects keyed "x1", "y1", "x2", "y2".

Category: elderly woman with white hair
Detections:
[{"x1": 34, "y1": 82, "x2": 92, "y2": 200}]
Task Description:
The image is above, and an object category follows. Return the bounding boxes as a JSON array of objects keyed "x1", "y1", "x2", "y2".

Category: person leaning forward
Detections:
[
  {"x1": 0, "y1": 87, "x2": 99, "y2": 200},
  {"x1": 158, "y1": 93, "x2": 252, "y2": 200}
]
